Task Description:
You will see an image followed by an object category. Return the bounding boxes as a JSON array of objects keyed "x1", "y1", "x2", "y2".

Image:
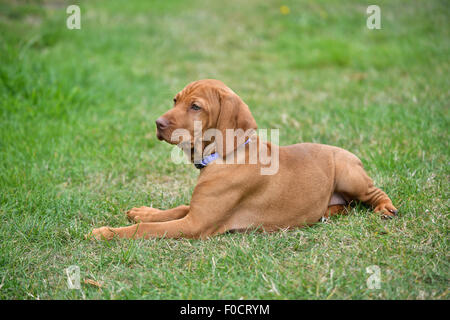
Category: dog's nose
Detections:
[{"x1": 155, "y1": 117, "x2": 169, "y2": 130}]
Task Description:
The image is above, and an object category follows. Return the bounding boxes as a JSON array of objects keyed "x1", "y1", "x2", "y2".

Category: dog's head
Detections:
[{"x1": 156, "y1": 79, "x2": 257, "y2": 158}]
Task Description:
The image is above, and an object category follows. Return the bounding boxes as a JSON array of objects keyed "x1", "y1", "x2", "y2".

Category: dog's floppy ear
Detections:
[{"x1": 214, "y1": 88, "x2": 257, "y2": 157}]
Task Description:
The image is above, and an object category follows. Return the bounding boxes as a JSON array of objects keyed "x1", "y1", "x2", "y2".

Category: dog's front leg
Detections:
[
  {"x1": 88, "y1": 214, "x2": 217, "y2": 240},
  {"x1": 126, "y1": 205, "x2": 189, "y2": 223}
]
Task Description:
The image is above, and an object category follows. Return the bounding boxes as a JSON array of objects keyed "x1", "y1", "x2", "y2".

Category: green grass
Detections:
[{"x1": 0, "y1": 0, "x2": 448, "y2": 299}]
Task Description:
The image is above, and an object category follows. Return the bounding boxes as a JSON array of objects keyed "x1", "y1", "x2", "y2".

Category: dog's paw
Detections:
[
  {"x1": 126, "y1": 206, "x2": 160, "y2": 222},
  {"x1": 374, "y1": 202, "x2": 398, "y2": 219},
  {"x1": 86, "y1": 227, "x2": 116, "y2": 240}
]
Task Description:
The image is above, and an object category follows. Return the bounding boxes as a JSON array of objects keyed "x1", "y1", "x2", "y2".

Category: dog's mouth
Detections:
[
  {"x1": 156, "y1": 129, "x2": 165, "y2": 141},
  {"x1": 156, "y1": 128, "x2": 175, "y2": 144},
  {"x1": 156, "y1": 129, "x2": 194, "y2": 149}
]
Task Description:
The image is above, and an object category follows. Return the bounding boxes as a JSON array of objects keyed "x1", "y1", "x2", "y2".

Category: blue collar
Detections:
[{"x1": 194, "y1": 138, "x2": 251, "y2": 169}]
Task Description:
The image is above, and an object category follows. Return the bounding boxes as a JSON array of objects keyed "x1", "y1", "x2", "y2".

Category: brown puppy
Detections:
[{"x1": 89, "y1": 79, "x2": 397, "y2": 240}]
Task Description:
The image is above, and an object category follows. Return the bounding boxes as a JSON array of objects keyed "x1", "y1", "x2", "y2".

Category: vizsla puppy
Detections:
[{"x1": 89, "y1": 79, "x2": 397, "y2": 240}]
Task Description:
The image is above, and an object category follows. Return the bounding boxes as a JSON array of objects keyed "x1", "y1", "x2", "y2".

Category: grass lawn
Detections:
[{"x1": 0, "y1": 0, "x2": 448, "y2": 299}]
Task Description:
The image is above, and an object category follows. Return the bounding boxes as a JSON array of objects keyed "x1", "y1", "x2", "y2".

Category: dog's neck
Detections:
[
  {"x1": 187, "y1": 135, "x2": 256, "y2": 169},
  {"x1": 193, "y1": 138, "x2": 251, "y2": 169}
]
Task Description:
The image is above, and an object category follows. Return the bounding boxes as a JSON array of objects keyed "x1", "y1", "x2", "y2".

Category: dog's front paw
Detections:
[
  {"x1": 87, "y1": 227, "x2": 116, "y2": 240},
  {"x1": 126, "y1": 206, "x2": 160, "y2": 222}
]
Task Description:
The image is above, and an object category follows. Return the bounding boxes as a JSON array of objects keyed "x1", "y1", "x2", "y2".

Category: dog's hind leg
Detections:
[
  {"x1": 334, "y1": 150, "x2": 398, "y2": 219},
  {"x1": 325, "y1": 204, "x2": 347, "y2": 218},
  {"x1": 324, "y1": 192, "x2": 349, "y2": 218}
]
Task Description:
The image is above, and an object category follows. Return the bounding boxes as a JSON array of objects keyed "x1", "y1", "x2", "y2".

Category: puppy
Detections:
[{"x1": 89, "y1": 79, "x2": 397, "y2": 240}]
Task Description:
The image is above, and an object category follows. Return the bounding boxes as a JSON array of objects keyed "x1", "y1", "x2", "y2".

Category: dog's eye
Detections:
[
  {"x1": 173, "y1": 98, "x2": 177, "y2": 104},
  {"x1": 191, "y1": 104, "x2": 201, "y2": 111}
]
